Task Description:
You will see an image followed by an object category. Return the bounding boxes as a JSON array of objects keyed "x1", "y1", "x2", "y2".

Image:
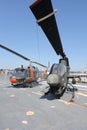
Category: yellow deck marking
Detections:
[
  {"x1": 26, "y1": 111, "x2": 35, "y2": 116},
  {"x1": 59, "y1": 99, "x2": 87, "y2": 109},
  {"x1": 32, "y1": 91, "x2": 43, "y2": 96},
  {"x1": 76, "y1": 92, "x2": 87, "y2": 97},
  {"x1": 59, "y1": 99, "x2": 72, "y2": 105},
  {"x1": 50, "y1": 106, "x2": 55, "y2": 108},
  {"x1": 22, "y1": 120, "x2": 28, "y2": 124}
]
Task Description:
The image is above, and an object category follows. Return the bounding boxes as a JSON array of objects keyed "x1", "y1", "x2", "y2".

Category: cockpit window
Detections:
[
  {"x1": 50, "y1": 64, "x2": 58, "y2": 74},
  {"x1": 13, "y1": 68, "x2": 24, "y2": 74}
]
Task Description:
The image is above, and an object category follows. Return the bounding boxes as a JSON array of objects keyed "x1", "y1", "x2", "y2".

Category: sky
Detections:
[{"x1": 0, "y1": 0, "x2": 87, "y2": 71}]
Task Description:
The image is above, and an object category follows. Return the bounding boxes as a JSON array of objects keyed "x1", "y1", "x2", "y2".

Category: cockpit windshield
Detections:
[
  {"x1": 50, "y1": 64, "x2": 58, "y2": 74},
  {"x1": 50, "y1": 63, "x2": 66, "y2": 76},
  {"x1": 13, "y1": 68, "x2": 25, "y2": 74}
]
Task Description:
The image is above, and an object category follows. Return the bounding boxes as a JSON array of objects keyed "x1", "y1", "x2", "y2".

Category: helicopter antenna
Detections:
[
  {"x1": 32, "y1": 61, "x2": 47, "y2": 68},
  {"x1": 0, "y1": 44, "x2": 47, "y2": 68}
]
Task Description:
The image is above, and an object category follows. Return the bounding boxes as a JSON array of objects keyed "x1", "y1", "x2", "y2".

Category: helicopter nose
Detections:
[{"x1": 10, "y1": 77, "x2": 17, "y2": 83}]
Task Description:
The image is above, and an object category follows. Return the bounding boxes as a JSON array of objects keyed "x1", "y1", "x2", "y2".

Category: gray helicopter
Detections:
[{"x1": 30, "y1": 0, "x2": 78, "y2": 99}]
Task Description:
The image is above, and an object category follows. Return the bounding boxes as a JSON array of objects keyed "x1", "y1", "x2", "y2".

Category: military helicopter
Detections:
[
  {"x1": 0, "y1": 44, "x2": 48, "y2": 87},
  {"x1": 30, "y1": 0, "x2": 78, "y2": 99}
]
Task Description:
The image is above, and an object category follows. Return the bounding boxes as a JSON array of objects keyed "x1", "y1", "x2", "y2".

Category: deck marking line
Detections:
[
  {"x1": 59, "y1": 99, "x2": 87, "y2": 109},
  {"x1": 76, "y1": 92, "x2": 87, "y2": 97},
  {"x1": 32, "y1": 91, "x2": 43, "y2": 96}
]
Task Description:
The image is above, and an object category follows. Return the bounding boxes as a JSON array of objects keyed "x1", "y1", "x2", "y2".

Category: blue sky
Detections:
[{"x1": 0, "y1": 0, "x2": 87, "y2": 71}]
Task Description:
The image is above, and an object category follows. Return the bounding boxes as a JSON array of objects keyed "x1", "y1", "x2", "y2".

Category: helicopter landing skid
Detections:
[
  {"x1": 12, "y1": 81, "x2": 39, "y2": 88},
  {"x1": 66, "y1": 83, "x2": 78, "y2": 101},
  {"x1": 26, "y1": 81, "x2": 39, "y2": 88},
  {"x1": 44, "y1": 83, "x2": 78, "y2": 100}
]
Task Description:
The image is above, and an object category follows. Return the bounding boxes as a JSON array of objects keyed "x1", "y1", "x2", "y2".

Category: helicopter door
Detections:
[
  {"x1": 26, "y1": 70, "x2": 30, "y2": 78},
  {"x1": 23, "y1": 70, "x2": 30, "y2": 80}
]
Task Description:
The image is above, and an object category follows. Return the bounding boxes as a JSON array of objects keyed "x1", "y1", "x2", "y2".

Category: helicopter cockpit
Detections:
[
  {"x1": 13, "y1": 68, "x2": 24, "y2": 74},
  {"x1": 47, "y1": 59, "x2": 67, "y2": 86}
]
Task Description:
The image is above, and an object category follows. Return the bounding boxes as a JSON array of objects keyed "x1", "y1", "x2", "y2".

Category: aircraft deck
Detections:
[{"x1": 0, "y1": 74, "x2": 87, "y2": 130}]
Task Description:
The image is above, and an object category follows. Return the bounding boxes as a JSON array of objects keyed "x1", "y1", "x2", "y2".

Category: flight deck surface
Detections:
[{"x1": 0, "y1": 74, "x2": 87, "y2": 130}]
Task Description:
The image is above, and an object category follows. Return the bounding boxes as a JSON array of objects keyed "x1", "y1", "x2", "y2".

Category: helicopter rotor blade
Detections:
[
  {"x1": 0, "y1": 44, "x2": 47, "y2": 68},
  {"x1": 0, "y1": 44, "x2": 31, "y2": 61},
  {"x1": 30, "y1": 0, "x2": 65, "y2": 58},
  {"x1": 32, "y1": 61, "x2": 47, "y2": 68}
]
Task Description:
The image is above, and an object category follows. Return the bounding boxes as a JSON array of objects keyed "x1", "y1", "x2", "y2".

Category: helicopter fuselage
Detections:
[
  {"x1": 47, "y1": 58, "x2": 70, "y2": 97},
  {"x1": 10, "y1": 67, "x2": 39, "y2": 87}
]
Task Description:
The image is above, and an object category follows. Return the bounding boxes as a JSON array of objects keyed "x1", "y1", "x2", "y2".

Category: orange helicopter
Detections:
[{"x1": 0, "y1": 44, "x2": 48, "y2": 87}]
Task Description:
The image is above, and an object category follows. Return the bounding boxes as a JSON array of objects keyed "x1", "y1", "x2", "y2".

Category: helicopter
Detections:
[
  {"x1": 30, "y1": 0, "x2": 78, "y2": 99},
  {"x1": 0, "y1": 44, "x2": 48, "y2": 87}
]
